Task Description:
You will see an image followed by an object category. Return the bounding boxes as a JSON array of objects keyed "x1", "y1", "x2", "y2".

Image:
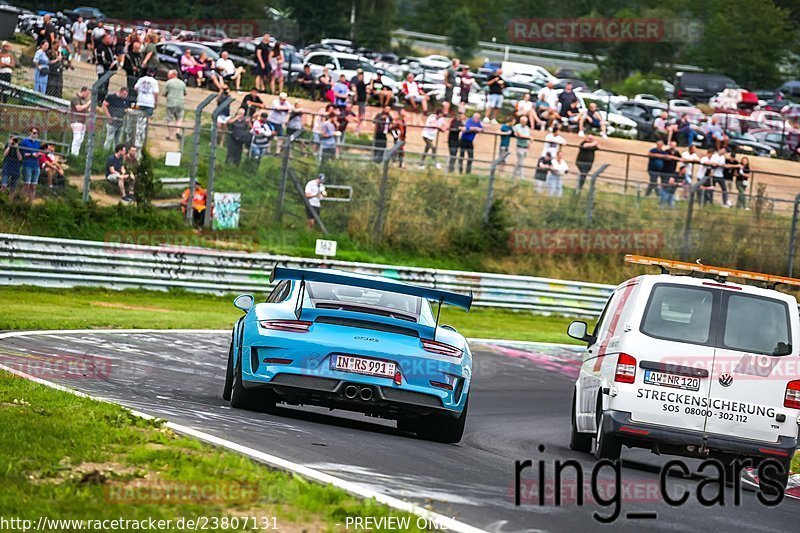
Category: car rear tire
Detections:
[
  {"x1": 230, "y1": 347, "x2": 277, "y2": 412},
  {"x1": 569, "y1": 393, "x2": 593, "y2": 453},
  {"x1": 594, "y1": 410, "x2": 621, "y2": 461},
  {"x1": 757, "y1": 458, "x2": 790, "y2": 496},
  {"x1": 222, "y1": 342, "x2": 234, "y2": 401},
  {"x1": 417, "y1": 398, "x2": 469, "y2": 444}
]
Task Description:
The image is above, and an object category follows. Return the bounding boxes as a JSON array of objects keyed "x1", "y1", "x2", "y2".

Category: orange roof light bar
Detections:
[{"x1": 624, "y1": 255, "x2": 800, "y2": 288}]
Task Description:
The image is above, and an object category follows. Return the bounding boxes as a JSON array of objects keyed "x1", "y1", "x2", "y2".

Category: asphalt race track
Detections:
[{"x1": 1, "y1": 331, "x2": 797, "y2": 532}]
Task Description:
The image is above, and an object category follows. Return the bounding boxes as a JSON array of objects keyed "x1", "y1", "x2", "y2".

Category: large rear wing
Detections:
[{"x1": 270, "y1": 265, "x2": 473, "y2": 310}]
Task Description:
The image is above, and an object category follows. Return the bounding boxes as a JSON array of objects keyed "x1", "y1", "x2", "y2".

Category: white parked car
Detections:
[
  {"x1": 633, "y1": 93, "x2": 663, "y2": 103},
  {"x1": 668, "y1": 99, "x2": 702, "y2": 116},
  {"x1": 589, "y1": 89, "x2": 628, "y2": 106},
  {"x1": 568, "y1": 256, "x2": 800, "y2": 495},
  {"x1": 303, "y1": 51, "x2": 398, "y2": 92},
  {"x1": 568, "y1": 92, "x2": 639, "y2": 138},
  {"x1": 417, "y1": 54, "x2": 452, "y2": 70}
]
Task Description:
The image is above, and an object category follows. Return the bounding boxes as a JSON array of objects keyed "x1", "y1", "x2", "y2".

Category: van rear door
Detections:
[
  {"x1": 629, "y1": 283, "x2": 717, "y2": 433},
  {"x1": 703, "y1": 290, "x2": 796, "y2": 444}
]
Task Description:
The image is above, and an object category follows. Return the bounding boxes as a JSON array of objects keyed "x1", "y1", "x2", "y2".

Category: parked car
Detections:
[
  {"x1": 304, "y1": 51, "x2": 398, "y2": 95},
  {"x1": 750, "y1": 110, "x2": 789, "y2": 132},
  {"x1": 777, "y1": 81, "x2": 800, "y2": 101},
  {"x1": 674, "y1": 71, "x2": 739, "y2": 103},
  {"x1": 565, "y1": 92, "x2": 639, "y2": 139},
  {"x1": 588, "y1": 89, "x2": 628, "y2": 106},
  {"x1": 633, "y1": 93, "x2": 662, "y2": 103},
  {"x1": 417, "y1": 54, "x2": 451, "y2": 70},
  {"x1": 64, "y1": 6, "x2": 106, "y2": 22},
  {"x1": 668, "y1": 99, "x2": 702, "y2": 116},
  {"x1": 751, "y1": 129, "x2": 799, "y2": 158},
  {"x1": 726, "y1": 131, "x2": 777, "y2": 157},
  {"x1": 555, "y1": 78, "x2": 588, "y2": 91},
  {"x1": 155, "y1": 41, "x2": 220, "y2": 81},
  {"x1": 319, "y1": 38, "x2": 355, "y2": 53},
  {"x1": 616, "y1": 100, "x2": 669, "y2": 140}
]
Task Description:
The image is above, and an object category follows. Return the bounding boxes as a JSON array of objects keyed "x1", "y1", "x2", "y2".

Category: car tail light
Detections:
[
  {"x1": 262, "y1": 358, "x2": 293, "y2": 365},
  {"x1": 393, "y1": 370, "x2": 402, "y2": 386},
  {"x1": 784, "y1": 380, "x2": 800, "y2": 409},
  {"x1": 614, "y1": 353, "x2": 637, "y2": 384},
  {"x1": 421, "y1": 339, "x2": 462, "y2": 357},
  {"x1": 259, "y1": 320, "x2": 313, "y2": 333}
]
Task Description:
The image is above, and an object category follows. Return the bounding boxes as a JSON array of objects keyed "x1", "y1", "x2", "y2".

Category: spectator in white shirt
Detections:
[
  {"x1": 538, "y1": 81, "x2": 559, "y2": 110},
  {"x1": 134, "y1": 74, "x2": 159, "y2": 116},
  {"x1": 547, "y1": 150, "x2": 569, "y2": 197},
  {"x1": 402, "y1": 73, "x2": 428, "y2": 113},
  {"x1": 680, "y1": 144, "x2": 700, "y2": 197},
  {"x1": 215, "y1": 51, "x2": 245, "y2": 91},
  {"x1": 71, "y1": 17, "x2": 87, "y2": 61},
  {"x1": 420, "y1": 109, "x2": 445, "y2": 168},
  {"x1": 541, "y1": 123, "x2": 566, "y2": 159},
  {"x1": 304, "y1": 173, "x2": 326, "y2": 229}
]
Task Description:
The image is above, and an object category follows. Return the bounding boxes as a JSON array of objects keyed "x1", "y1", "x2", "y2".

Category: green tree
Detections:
[{"x1": 448, "y1": 7, "x2": 480, "y2": 59}]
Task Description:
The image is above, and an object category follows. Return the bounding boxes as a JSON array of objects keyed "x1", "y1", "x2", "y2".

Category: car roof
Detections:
[{"x1": 630, "y1": 274, "x2": 797, "y2": 304}]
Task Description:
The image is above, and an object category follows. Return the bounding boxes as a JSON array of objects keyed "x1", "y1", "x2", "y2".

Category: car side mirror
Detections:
[
  {"x1": 568, "y1": 321, "x2": 595, "y2": 344},
  {"x1": 325, "y1": 63, "x2": 335, "y2": 70},
  {"x1": 233, "y1": 294, "x2": 254, "y2": 313}
]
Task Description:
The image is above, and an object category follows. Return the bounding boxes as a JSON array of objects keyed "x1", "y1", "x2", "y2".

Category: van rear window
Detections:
[
  {"x1": 723, "y1": 294, "x2": 791, "y2": 355},
  {"x1": 641, "y1": 285, "x2": 714, "y2": 343}
]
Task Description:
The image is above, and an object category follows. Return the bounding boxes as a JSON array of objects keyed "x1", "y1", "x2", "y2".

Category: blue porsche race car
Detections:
[{"x1": 222, "y1": 266, "x2": 473, "y2": 443}]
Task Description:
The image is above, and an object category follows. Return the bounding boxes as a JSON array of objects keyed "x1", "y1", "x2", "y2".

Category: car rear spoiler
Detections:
[{"x1": 269, "y1": 265, "x2": 473, "y2": 311}]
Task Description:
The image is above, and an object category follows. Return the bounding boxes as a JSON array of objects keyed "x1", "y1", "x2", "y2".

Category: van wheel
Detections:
[
  {"x1": 594, "y1": 410, "x2": 621, "y2": 461},
  {"x1": 758, "y1": 458, "x2": 791, "y2": 496},
  {"x1": 569, "y1": 392, "x2": 592, "y2": 453}
]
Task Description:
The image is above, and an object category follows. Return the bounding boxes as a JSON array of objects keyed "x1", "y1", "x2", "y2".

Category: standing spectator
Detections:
[
  {"x1": 723, "y1": 149, "x2": 740, "y2": 206},
  {"x1": 254, "y1": 34, "x2": 272, "y2": 92},
  {"x1": 271, "y1": 42, "x2": 284, "y2": 94},
  {"x1": 541, "y1": 124, "x2": 566, "y2": 159},
  {"x1": 304, "y1": 173, "x2": 326, "y2": 229},
  {"x1": 442, "y1": 58, "x2": 459, "y2": 116},
  {"x1": 736, "y1": 156, "x2": 751, "y2": 210},
  {"x1": 215, "y1": 85, "x2": 232, "y2": 146},
  {"x1": 512, "y1": 116, "x2": 532, "y2": 180},
  {"x1": 0, "y1": 41, "x2": 15, "y2": 87},
  {"x1": 164, "y1": 70, "x2": 187, "y2": 140},
  {"x1": 319, "y1": 112, "x2": 339, "y2": 163},
  {"x1": 45, "y1": 43, "x2": 64, "y2": 98},
  {"x1": 575, "y1": 135, "x2": 599, "y2": 190},
  {"x1": 0, "y1": 135, "x2": 21, "y2": 197},
  {"x1": 106, "y1": 144, "x2": 134, "y2": 202},
  {"x1": 216, "y1": 51, "x2": 244, "y2": 91},
  {"x1": 547, "y1": 151, "x2": 569, "y2": 197},
  {"x1": 299, "y1": 65, "x2": 318, "y2": 100},
  {"x1": 122, "y1": 41, "x2": 142, "y2": 97},
  {"x1": 447, "y1": 111, "x2": 464, "y2": 173},
  {"x1": 19, "y1": 128, "x2": 41, "y2": 202},
  {"x1": 225, "y1": 108, "x2": 251, "y2": 166},
  {"x1": 420, "y1": 109, "x2": 445, "y2": 168},
  {"x1": 69, "y1": 86, "x2": 91, "y2": 156},
  {"x1": 351, "y1": 69, "x2": 368, "y2": 132},
  {"x1": 337, "y1": 102, "x2": 357, "y2": 147},
  {"x1": 240, "y1": 87, "x2": 265, "y2": 118},
  {"x1": 534, "y1": 151, "x2": 552, "y2": 193},
  {"x1": 662, "y1": 140, "x2": 680, "y2": 187},
  {"x1": 458, "y1": 112, "x2": 483, "y2": 174},
  {"x1": 659, "y1": 166, "x2": 679, "y2": 208},
  {"x1": 578, "y1": 103, "x2": 607, "y2": 138},
  {"x1": 33, "y1": 41, "x2": 50, "y2": 94},
  {"x1": 286, "y1": 103, "x2": 304, "y2": 139},
  {"x1": 94, "y1": 34, "x2": 116, "y2": 103},
  {"x1": 696, "y1": 148, "x2": 714, "y2": 205},
  {"x1": 267, "y1": 92, "x2": 293, "y2": 151},
  {"x1": 141, "y1": 34, "x2": 160, "y2": 77},
  {"x1": 484, "y1": 69, "x2": 505, "y2": 123},
  {"x1": 102, "y1": 86, "x2": 129, "y2": 150},
  {"x1": 134, "y1": 73, "x2": 159, "y2": 118},
  {"x1": 86, "y1": 17, "x2": 97, "y2": 62},
  {"x1": 498, "y1": 117, "x2": 513, "y2": 171},
  {"x1": 401, "y1": 73, "x2": 428, "y2": 113},
  {"x1": 333, "y1": 74, "x2": 349, "y2": 108},
  {"x1": 90, "y1": 21, "x2": 107, "y2": 53},
  {"x1": 679, "y1": 144, "x2": 700, "y2": 199},
  {"x1": 645, "y1": 139, "x2": 666, "y2": 197},
  {"x1": 390, "y1": 109, "x2": 407, "y2": 167},
  {"x1": 71, "y1": 16, "x2": 87, "y2": 61},
  {"x1": 373, "y1": 105, "x2": 392, "y2": 163},
  {"x1": 458, "y1": 66, "x2": 474, "y2": 114},
  {"x1": 557, "y1": 83, "x2": 578, "y2": 115},
  {"x1": 250, "y1": 111, "x2": 274, "y2": 160},
  {"x1": 36, "y1": 14, "x2": 56, "y2": 48},
  {"x1": 709, "y1": 146, "x2": 730, "y2": 206}
]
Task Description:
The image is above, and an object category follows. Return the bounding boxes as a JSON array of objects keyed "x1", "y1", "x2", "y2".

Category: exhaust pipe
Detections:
[
  {"x1": 344, "y1": 385, "x2": 358, "y2": 399},
  {"x1": 359, "y1": 387, "x2": 374, "y2": 401}
]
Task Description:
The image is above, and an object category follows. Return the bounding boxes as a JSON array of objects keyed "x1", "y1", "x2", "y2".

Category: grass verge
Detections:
[
  {"x1": 0, "y1": 286, "x2": 582, "y2": 344},
  {"x1": 0, "y1": 371, "x2": 429, "y2": 532}
]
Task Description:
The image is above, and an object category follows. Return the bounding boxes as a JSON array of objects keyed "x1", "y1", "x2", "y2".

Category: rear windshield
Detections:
[
  {"x1": 306, "y1": 281, "x2": 421, "y2": 316},
  {"x1": 641, "y1": 284, "x2": 792, "y2": 355}
]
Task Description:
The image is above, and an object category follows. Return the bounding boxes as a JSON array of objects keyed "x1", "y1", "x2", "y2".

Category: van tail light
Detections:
[
  {"x1": 784, "y1": 380, "x2": 800, "y2": 409},
  {"x1": 259, "y1": 320, "x2": 312, "y2": 332},
  {"x1": 614, "y1": 353, "x2": 637, "y2": 384},
  {"x1": 421, "y1": 339, "x2": 463, "y2": 358}
]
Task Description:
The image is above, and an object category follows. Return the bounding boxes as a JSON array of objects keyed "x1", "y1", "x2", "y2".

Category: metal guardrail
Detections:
[{"x1": 0, "y1": 233, "x2": 614, "y2": 317}]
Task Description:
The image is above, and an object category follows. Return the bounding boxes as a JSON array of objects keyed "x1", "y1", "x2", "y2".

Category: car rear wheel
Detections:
[
  {"x1": 757, "y1": 458, "x2": 791, "y2": 496},
  {"x1": 569, "y1": 392, "x2": 593, "y2": 453},
  {"x1": 222, "y1": 342, "x2": 234, "y2": 401},
  {"x1": 230, "y1": 348, "x2": 277, "y2": 412},
  {"x1": 417, "y1": 398, "x2": 469, "y2": 444},
  {"x1": 594, "y1": 410, "x2": 621, "y2": 461}
]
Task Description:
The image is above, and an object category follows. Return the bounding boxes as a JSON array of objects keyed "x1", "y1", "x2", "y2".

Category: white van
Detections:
[{"x1": 568, "y1": 255, "x2": 800, "y2": 493}]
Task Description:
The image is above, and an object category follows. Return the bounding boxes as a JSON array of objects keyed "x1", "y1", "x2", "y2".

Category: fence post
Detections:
[
  {"x1": 276, "y1": 131, "x2": 301, "y2": 223},
  {"x1": 680, "y1": 181, "x2": 704, "y2": 261},
  {"x1": 203, "y1": 96, "x2": 233, "y2": 229},
  {"x1": 373, "y1": 141, "x2": 405, "y2": 242},
  {"x1": 786, "y1": 192, "x2": 800, "y2": 276},
  {"x1": 482, "y1": 151, "x2": 510, "y2": 224},
  {"x1": 623, "y1": 154, "x2": 630, "y2": 194},
  {"x1": 186, "y1": 92, "x2": 217, "y2": 224},
  {"x1": 584, "y1": 163, "x2": 609, "y2": 225},
  {"x1": 82, "y1": 69, "x2": 116, "y2": 203}
]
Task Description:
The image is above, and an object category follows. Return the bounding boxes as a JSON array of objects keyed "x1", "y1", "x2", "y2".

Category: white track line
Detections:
[{"x1": 0, "y1": 329, "x2": 489, "y2": 533}]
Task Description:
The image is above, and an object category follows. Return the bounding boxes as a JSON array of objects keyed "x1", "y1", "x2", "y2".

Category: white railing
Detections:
[{"x1": 0, "y1": 233, "x2": 615, "y2": 316}]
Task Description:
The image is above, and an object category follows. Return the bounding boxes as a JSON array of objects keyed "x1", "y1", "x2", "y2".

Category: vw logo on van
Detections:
[{"x1": 718, "y1": 373, "x2": 734, "y2": 387}]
